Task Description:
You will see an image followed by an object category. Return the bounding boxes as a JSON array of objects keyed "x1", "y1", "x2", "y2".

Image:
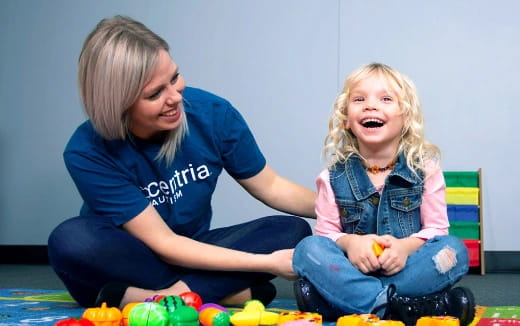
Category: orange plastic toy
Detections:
[
  {"x1": 82, "y1": 302, "x2": 122, "y2": 326},
  {"x1": 337, "y1": 314, "x2": 404, "y2": 326},
  {"x1": 372, "y1": 242, "x2": 385, "y2": 257},
  {"x1": 199, "y1": 306, "x2": 230, "y2": 326},
  {"x1": 277, "y1": 311, "x2": 322, "y2": 325},
  {"x1": 416, "y1": 316, "x2": 460, "y2": 326}
]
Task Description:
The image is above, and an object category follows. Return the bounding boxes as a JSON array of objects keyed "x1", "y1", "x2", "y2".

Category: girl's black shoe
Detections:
[
  {"x1": 293, "y1": 278, "x2": 345, "y2": 321},
  {"x1": 385, "y1": 284, "x2": 476, "y2": 326}
]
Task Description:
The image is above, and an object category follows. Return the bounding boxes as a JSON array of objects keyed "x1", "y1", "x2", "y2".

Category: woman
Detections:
[{"x1": 48, "y1": 15, "x2": 315, "y2": 309}]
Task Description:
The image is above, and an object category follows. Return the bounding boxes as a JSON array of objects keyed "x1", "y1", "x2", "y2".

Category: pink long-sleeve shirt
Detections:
[{"x1": 314, "y1": 166, "x2": 449, "y2": 242}]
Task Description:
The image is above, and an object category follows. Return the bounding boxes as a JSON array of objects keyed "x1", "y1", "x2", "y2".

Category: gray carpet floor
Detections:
[{"x1": 1, "y1": 264, "x2": 519, "y2": 306}]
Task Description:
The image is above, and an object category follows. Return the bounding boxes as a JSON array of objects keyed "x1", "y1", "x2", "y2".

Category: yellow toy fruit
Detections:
[
  {"x1": 243, "y1": 300, "x2": 265, "y2": 312},
  {"x1": 229, "y1": 299, "x2": 279, "y2": 326},
  {"x1": 230, "y1": 311, "x2": 279, "y2": 326}
]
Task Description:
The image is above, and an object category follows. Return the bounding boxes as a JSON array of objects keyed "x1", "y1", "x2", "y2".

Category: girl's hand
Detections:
[
  {"x1": 267, "y1": 249, "x2": 298, "y2": 280},
  {"x1": 339, "y1": 234, "x2": 383, "y2": 274},
  {"x1": 377, "y1": 235, "x2": 424, "y2": 275},
  {"x1": 377, "y1": 235, "x2": 407, "y2": 275}
]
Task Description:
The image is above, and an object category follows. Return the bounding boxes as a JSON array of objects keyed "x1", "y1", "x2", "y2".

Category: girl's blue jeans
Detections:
[
  {"x1": 293, "y1": 235, "x2": 469, "y2": 315},
  {"x1": 48, "y1": 214, "x2": 311, "y2": 307}
]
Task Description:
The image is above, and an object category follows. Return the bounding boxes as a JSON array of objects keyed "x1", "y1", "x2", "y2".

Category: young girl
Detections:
[{"x1": 292, "y1": 63, "x2": 475, "y2": 326}]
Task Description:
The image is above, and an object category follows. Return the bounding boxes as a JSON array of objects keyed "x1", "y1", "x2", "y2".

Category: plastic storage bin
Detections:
[
  {"x1": 449, "y1": 222, "x2": 480, "y2": 239},
  {"x1": 444, "y1": 169, "x2": 484, "y2": 274},
  {"x1": 463, "y1": 239, "x2": 480, "y2": 267},
  {"x1": 443, "y1": 171, "x2": 479, "y2": 187},
  {"x1": 447, "y1": 205, "x2": 479, "y2": 222},
  {"x1": 446, "y1": 187, "x2": 479, "y2": 205}
]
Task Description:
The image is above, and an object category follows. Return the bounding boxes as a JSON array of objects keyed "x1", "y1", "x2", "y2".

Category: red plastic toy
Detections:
[
  {"x1": 55, "y1": 318, "x2": 95, "y2": 326},
  {"x1": 180, "y1": 291, "x2": 203, "y2": 310}
]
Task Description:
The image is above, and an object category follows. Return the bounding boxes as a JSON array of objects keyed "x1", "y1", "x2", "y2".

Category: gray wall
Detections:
[{"x1": 1, "y1": 0, "x2": 518, "y2": 252}]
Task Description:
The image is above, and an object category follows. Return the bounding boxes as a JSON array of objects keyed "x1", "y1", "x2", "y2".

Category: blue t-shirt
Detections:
[{"x1": 64, "y1": 87, "x2": 266, "y2": 237}]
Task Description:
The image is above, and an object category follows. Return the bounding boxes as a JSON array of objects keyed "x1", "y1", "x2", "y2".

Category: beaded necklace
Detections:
[{"x1": 365, "y1": 161, "x2": 396, "y2": 174}]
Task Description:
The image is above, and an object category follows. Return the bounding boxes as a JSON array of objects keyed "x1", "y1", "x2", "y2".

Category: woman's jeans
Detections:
[
  {"x1": 293, "y1": 235, "x2": 469, "y2": 314},
  {"x1": 48, "y1": 215, "x2": 311, "y2": 307}
]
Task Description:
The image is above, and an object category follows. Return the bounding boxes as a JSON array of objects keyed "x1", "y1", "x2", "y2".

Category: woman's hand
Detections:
[
  {"x1": 266, "y1": 248, "x2": 298, "y2": 280},
  {"x1": 124, "y1": 205, "x2": 298, "y2": 275}
]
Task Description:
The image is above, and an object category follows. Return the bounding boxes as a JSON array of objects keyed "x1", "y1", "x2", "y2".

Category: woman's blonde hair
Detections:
[
  {"x1": 323, "y1": 63, "x2": 440, "y2": 174},
  {"x1": 78, "y1": 15, "x2": 187, "y2": 166}
]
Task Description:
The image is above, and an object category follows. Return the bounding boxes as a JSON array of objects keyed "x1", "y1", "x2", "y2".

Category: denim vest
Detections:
[{"x1": 329, "y1": 153, "x2": 424, "y2": 238}]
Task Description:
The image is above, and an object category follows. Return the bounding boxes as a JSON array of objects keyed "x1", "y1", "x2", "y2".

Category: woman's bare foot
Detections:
[
  {"x1": 119, "y1": 283, "x2": 260, "y2": 309},
  {"x1": 218, "y1": 288, "x2": 252, "y2": 306},
  {"x1": 119, "y1": 280, "x2": 191, "y2": 309}
]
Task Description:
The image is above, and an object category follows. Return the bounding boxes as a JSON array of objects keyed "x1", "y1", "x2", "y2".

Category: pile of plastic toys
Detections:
[{"x1": 53, "y1": 291, "x2": 460, "y2": 326}]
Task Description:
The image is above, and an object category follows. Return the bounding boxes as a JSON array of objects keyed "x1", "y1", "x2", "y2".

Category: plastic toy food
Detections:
[
  {"x1": 337, "y1": 314, "x2": 379, "y2": 326},
  {"x1": 372, "y1": 242, "x2": 385, "y2": 257},
  {"x1": 277, "y1": 311, "x2": 322, "y2": 325},
  {"x1": 279, "y1": 321, "x2": 320, "y2": 326},
  {"x1": 199, "y1": 306, "x2": 230, "y2": 326},
  {"x1": 55, "y1": 317, "x2": 95, "y2": 326},
  {"x1": 372, "y1": 321, "x2": 405, "y2": 326},
  {"x1": 127, "y1": 302, "x2": 169, "y2": 326},
  {"x1": 121, "y1": 302, "x2": 140, "y2": 326},
  {"x1": 153, "y1": 295, "x2": 165, "y2": 303},
  {"x1": 230, "y1": 310, "x2": 280, "y2": 326},
  {"x1": 416, "y1": 316, "x2": 459, "y2": 326},
  {"x1": 180, "y1": 291, "x2": 203, "y2": 310},
  {"x1": 230, "y1": 299, "x2": 279, "y2": 326},
  {"x1": 337, "y1": 314, "x2": 405, "y2": 326},
  {"x1": 169, "y1": 305, "x2": 200, "y2": 326},
  {"x1": 158, "y1": 295, "x2": 186, "y2": 311},
  {"x1": 242, "y1": 300, "x2": 265, "y2": 312},
  {"x1": 82, "y1": 302, "x2": 122, "y2": 326},
  {"x1": 144, "y1": 295, "x2": 165, "y2": 303},
  {"x1": 198, "y1": 303, "x2": 228, "y2": 312}
]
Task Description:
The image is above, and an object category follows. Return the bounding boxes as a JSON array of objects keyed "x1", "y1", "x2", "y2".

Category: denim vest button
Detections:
[
  {"x1": 340, "y1": 208, "x2": 348, "y2": 217},
  {"x1": 371, "y1": 197, "x2": 379, "y2": 206},
  {"x1": 403, "y1": 197, "x2": 410, "y2": 207},
  {"x1": 382, "y1": 218, "x2": 388, "y2": 224}
]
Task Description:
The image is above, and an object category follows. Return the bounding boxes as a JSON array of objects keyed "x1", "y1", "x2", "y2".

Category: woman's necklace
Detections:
[{"x1": 365, "y1": 161, "x2": 396, "y2": 174}]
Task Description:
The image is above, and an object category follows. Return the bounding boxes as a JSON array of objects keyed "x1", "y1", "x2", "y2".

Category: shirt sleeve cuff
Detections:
[{"x1": 410, "y1": 228, "x2": 448, "y2": 240}]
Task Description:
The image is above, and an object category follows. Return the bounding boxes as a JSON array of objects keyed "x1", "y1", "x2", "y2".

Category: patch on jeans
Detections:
[{"x1": 432, "y1": 246, "x2": 457, "y2": 274}]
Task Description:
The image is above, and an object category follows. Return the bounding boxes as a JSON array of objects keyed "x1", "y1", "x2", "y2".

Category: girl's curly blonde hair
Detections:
[{"x1": 323, "y1": 63, "x2": 440, "y2": 175}]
